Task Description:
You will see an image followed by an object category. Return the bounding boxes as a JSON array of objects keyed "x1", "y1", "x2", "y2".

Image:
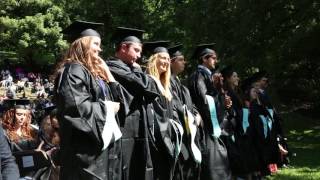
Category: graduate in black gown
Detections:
[
  {"x1": 245, "y1": 84, "x2": 279, "y2": 177},
  {"x1": 169, "y1": 44, "x2": 202, "y2": 180},
  {"x1": 221, "y1": 67, "x2": 259, "y2": 179},
  {"x1": 34, "y1": 105, "x2": 60, "y2": 180},
  {"x1": 106, "y1": 27, "x2": 159, "y2": 180},
  {"x1": 251, "y1": 71, "x2": 289, "y2": 167},
  {"x1": 54, "y1": 20, "x2": 122, "y2": 180},
  {"x1": 143, "y1": 41, "x2": 184, "y2": 180},
  {"x1": 1, "y1": 99, "x2": 50, "y2": 178},
  {"x1": 2, "y1": 99, "x2": 39, "y2": 152},
  {"x1": 188, "y1": 44, "x2": 232, "y2": 180}
]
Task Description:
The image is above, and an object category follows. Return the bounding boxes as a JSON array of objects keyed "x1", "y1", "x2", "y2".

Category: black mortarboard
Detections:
[
  {"x1": 221, "y1": 66, "x2": 235, "y2": 79},
  {"x1": 112, "y1": 27, "x2": 145, "y2": 45},
  {"x1": 61, "y1": 20, "x2": 104, "y2": 42},
  {"x1": 168, "y1": 44, "x2": 183, "y2": 59},
  {"x1": 191, "y1": 43, "x2": 216, "y2": 59},
  {"x1": 251, "y1": 70, "x2": 268, "y2": 83},
  {"x1": 42, "y1": 102, "x2": 56, "y2": 116},
  {"x1": 143, "y1": 41, "x2": 170, "y2": 55},
  {"x1": 139, "y1": 41, "x2": 170, "y2": 65},
  {"x1": 3, "y1": 99, "x2": 31, "y2": 110},
  {"x1": 241, "y1": 76, "x2": 254, "y2": 93}
]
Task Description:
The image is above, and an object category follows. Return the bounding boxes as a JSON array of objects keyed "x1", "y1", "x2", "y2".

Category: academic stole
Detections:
[
  {"x1": 259, "y1": 109, "x2": 274, "y2": 138},
  {"x1": 205, "y1": 95, "x2": 222, "y2": 138},
  {"x1": 242, "y1": 108, "x2": 250, "y2": 133},
  {"x1": 150, "y1": 75, "x2": 184, "y2": 157},
  {"x1": 183, "y1": 105, "x2": 202, "y2": 163}
]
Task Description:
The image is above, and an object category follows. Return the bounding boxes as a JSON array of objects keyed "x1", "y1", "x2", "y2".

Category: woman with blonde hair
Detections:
[
  {"x1": 146, "y1": 49, "x2": 172, "y2": 101},
  {"x1": 144, "y1": 41, "x2": 183, "y2": 180},
  {"x1": 54, "y1": 20, "x2": 122, "y2": 180}
]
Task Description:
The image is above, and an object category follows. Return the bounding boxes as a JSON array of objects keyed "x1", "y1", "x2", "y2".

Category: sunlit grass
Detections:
[
  {"x1": 267, "y1": 111, "x2": 320, "y2": 180},
  {"x1": 268, "y1": 167, "x2": 320, "y2": 180}
]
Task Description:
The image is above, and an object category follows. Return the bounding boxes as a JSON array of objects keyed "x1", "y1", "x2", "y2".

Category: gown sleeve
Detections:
[
  {"x1": 107, "y1": 60, "x2": 159, "y2": 102},
  {"x1": 189, "y1": 72, "x2": 212, "y2": 126},
  {"x1": 0, "y1": 126, "x2": 20, "y2": 180}
]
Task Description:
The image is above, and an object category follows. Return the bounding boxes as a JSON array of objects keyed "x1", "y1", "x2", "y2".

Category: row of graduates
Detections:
[
  {"x1": 52, "y1": 20, "x2": 288, "y2": 180},
  {"x1": 169, "y1": 45, "x2": 289, "y2": 180}
]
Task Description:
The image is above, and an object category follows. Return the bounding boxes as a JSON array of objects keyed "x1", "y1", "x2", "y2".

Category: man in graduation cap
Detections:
[
  {"x1": 188, "y1": 44, "x2": 232, "y2": 180},
  {"x1": 250, "y1": 71, "x2": 290, "y2": 169},
  {"x1": 106, "y1": 27, "x2": 159, "y2": 180},
  {"x1": 168, "y1": 44, "x2": 202, "y2": 180}
]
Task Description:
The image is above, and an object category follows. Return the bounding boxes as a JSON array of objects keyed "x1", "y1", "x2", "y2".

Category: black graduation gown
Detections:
[
  {"x1": 0, "y1": 125, "x2": 20, "y2": 180},
  {"x1": 258, "y1": 89, "x2": 289, "y2": 166},
  {"x1": 55, "y1": 63, "x2": 121, "y2": 180},
  {"x1": 170, "y1": 75, "x2": 201, "y2": 180},
  {"x1": 6, "y1": 128, "x2": 51, "y2": 178},
  {"x1": 10, "y1": 136, "x2": 39, "y2": 153},
  {"x1": 224, "y1": 90, "x2": 259, "y2": 176},
  {"x1": 257, "y1": 89, "x2": 284, "y2": 136},
  {"x1": 107, "y1": 57, "x2": 159, "y2": 180},
  {"x1": 188, "y1": 66, "x2": 231, "y2": 180},
  {"x1": 249, "y1": 101, "x2": 279, "y2": 176},
  {"x1": 147, "y1": 84, "x2": 178, "y2": 180}
]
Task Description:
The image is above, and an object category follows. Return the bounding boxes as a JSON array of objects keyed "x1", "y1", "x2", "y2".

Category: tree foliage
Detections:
[
  {"x1": 0, "y1": 0, "x2": 319, "y2": 105},
  {"x1": 0, "y1": 0, "x2": 68, "y2": 70}
]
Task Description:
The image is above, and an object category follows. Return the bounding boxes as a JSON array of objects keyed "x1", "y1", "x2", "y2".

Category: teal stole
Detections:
[
  {"x1": 206, "y1": 95, "x2": 221, "y2": 138},
  {"x1": 242, "y1": 108, "x2": 250, "y2": 133},
  {"x1": 259, "y1": 108, "x2": 273, "y2": 138}
]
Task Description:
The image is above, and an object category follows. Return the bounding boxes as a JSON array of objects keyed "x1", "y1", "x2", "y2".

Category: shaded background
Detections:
[{"x1": 0, "y1": 0, "x2": 319, "y2": 113}]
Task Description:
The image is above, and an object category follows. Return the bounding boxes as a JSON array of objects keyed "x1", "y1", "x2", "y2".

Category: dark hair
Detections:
[
  {"x1": 49, "y1": 108, "x2": 57, "y2": 119},
  {"x1": 198, "y1": 53, "x2": 214, "y2": 64},
  {"x1": 115, "y1": 42, "x2": 135, "y2": 52}
]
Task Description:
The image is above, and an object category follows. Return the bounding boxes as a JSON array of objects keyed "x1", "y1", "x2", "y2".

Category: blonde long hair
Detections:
[
  {"x1": 147, "y1": 52, "x2": 172, "y2": 101},
  {"x1": 55, "y1": 36, "x2": 111, "y2": 82}
]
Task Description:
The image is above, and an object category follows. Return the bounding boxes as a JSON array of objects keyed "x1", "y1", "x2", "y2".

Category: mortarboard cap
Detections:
[
  {"x1": 251, "y1": 70, "x2": 268, "y2": 82},
  {"x1": 241, "y1": 76, "x2": 254, "y2": 93},
  {"x1": 168, "y1": 44, "x2": 183, "y2": 59},
  {"x1": 42, "y1": 102, "x2": 56, "y2": 116},
  {"x1": 241, "y1": 70, "x2": 268, "y2": 93},
  {"x1": 191, "y1": 43, "x2": 216, "y2": 59},
  {"x1": 62, "y1": 20, "x2": 104, "y2": 42},
  {"x1": 143, "y1": 41, "x2": 170, "y2": 55},
  {"x1": 112, "y1": 27, "x2": 145, "y2": 45},
  {"x1": 3, "y1": 99, "x2": 31, "y2": 110},
  {"x1": 221, "y1": 66, "x2": 235, "y2": 79},
  {"x1": 139, "y1": 41, "x2": 170, "y2": 65}
]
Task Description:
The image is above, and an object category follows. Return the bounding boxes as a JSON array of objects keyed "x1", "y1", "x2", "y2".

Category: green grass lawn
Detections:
[{"x1": 267, "y1": 111, "x2": 320, "y2": 180}]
